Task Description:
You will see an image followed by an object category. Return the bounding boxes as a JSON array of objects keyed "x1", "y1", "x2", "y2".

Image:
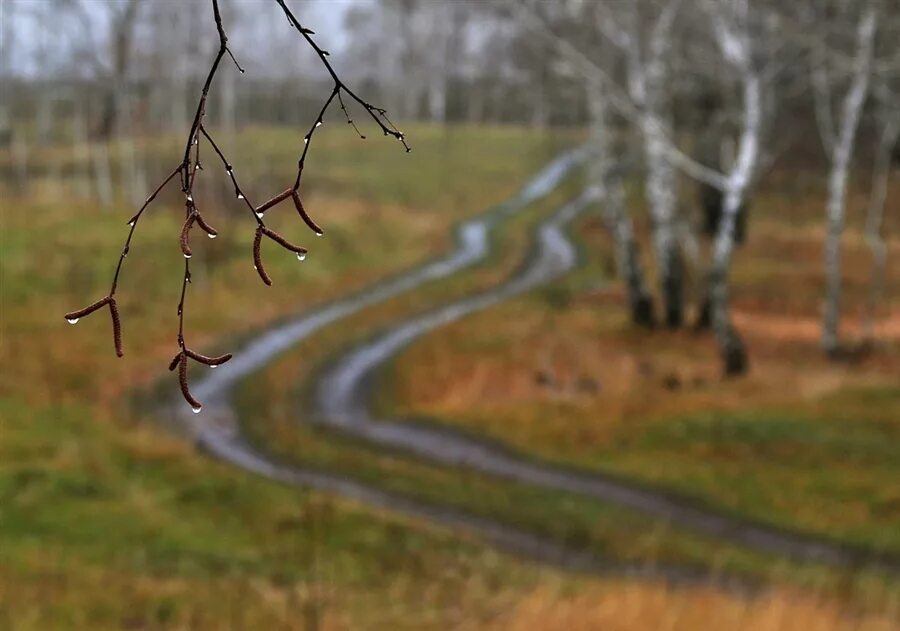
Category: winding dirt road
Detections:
[{"x1": 170, "y1": 149, "x2": 899, "y2": 576}]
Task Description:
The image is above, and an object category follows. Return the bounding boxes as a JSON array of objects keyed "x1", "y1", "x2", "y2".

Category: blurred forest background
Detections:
[{"x1": 2, "y1": 0, "x2": 900, "y2": 629}]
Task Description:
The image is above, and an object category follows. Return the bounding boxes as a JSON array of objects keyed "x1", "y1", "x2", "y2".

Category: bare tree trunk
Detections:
[
  {"x1": 708, "y1": 1, "x2": 763, "y2": 376},
  {"x1": 92, "y1": 138, "x2": 114, "y2": 209},
  {"x1": 861, "y1": 104, "x2": 899, "y2": 342},
  {"x1": 645, "y1": 128, "x2": 684, "y2": 327},
  {"x1": 821, "y1": 7, "x2": 876, "y2": 356},
  {"x1": 710, "y1": 187, "x2": 749, "y2": 375},
  {"x1": 625, "y1": 0, "x2": 685, "y2": 328},
  {"x1": 588, "y1": 81, "x2": 655, "y2": 327},
  {"x1": 72, "y1": 103, "x2": 91, "y2": 198}
]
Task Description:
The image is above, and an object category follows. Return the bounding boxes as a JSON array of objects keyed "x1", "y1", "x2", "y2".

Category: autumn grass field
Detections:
[
  {"x1": 2, "y1": 123, "x2": 900, "y2": 628},
  {"x1": 382, "y1": 166, "x2": 900, "y2": 553}
]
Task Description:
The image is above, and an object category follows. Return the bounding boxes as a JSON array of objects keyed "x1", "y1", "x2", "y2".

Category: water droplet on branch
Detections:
[
  {"x1": 66, "y1": 318, "x2": 79, "y2": 325},
  {"x1": 184, "y1": 253, "x2": 192, "y2": 259},
  {"x1": 208, "y1": 233, "x2": 217, "y2": 239},
  {"x1": 297, "y1": 252, "x2": 307, "y2": 261},
  {"x1": 192, "y1": 406, "x2": 202, "y2": 414}
]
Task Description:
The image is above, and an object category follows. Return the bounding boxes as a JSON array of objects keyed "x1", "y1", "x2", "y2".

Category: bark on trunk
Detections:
[
  {"x1": 820, "y1": 8, "x2": 876, "y2": 356},
  {"x1": 625, "y1": 1, "x2": 685, "y2": 328},
  {"x1": 710, "y1": 188, "x2": 747, "y2": 376},
  {"x1": 588, "y1": 83, "x2": 655, "y2": 327},
  {"x1": 645, "y1": 130, "x2": 683, "y2": 328}
]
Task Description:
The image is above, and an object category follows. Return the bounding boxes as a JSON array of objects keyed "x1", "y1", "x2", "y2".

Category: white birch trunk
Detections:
[
  {"x1": 708, "y1": 1, "x2": 762, "y2": 375},
  {"x1": 821, "y1": 7, "x2": 877, "y2": 355},
  {"x1": 588, "y1": 81, "x2": 654, "y2": 326},
  {"x1": 625, "y1": 0, "x2": 684, "y2": 327}
]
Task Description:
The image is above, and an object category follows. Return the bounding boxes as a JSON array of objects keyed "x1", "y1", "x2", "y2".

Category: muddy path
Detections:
[
  {"x1": 168, "y1": 149, "x2": 898, "y2": 577},
  {"x1": 313, "y1": 193, "x2": 899, "y2": 573}
]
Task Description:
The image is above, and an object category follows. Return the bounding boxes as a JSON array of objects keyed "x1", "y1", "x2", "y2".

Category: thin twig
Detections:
[{"x1": 65, "y1": 0, "x2": 408, "y2": 411}]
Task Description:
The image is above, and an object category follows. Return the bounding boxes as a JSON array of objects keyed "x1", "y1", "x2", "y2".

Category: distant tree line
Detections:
[{"x1": 2, "y1": 0, "x2": 898, "y2": 373}]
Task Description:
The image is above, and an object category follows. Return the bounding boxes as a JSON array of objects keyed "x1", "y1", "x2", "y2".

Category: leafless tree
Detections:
[{"x1": 811, "y1": 1, "x2": 879, "y2": 356}]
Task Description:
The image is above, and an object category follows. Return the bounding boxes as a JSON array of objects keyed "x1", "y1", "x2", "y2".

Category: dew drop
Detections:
[
  {"x1": 128, "y1": 220, "x2": 136, "y2": 227},
  {"x1": 236, "y1": 192, "x2": 244, "y2": 200},
  {"x1": 184, "y1": 253, "x2": 192, "y2": 259},
  {"x1": 253, "y1": 265, "x2": 258, "y2": 270},
  {"x1": 315, "y1": 121, "x2": 322, "y2": 128},
  {"x1": 187, "y1": 194, "x2": 194, "y2": 202},
  {"x1": 303, "y1": 136, "x2": 309, "y2": 144},
  {"x1": 207, "y1": 233, "x2": 217, "y2": 239},
  {"x1": 192, "y1": 406, "x2": 202, "y2": 414},
  {"x1": 297, "y1": 252, "x2": 307, "y2": 261},
  {"x1": 255, "y1": 211, "x2": 264, "y2": 219},
  {"x1": 66, "y1": 317, "x2": 79, "y2": 325},
  {"x1": 210, "y1": 364, "x2": 218, "y2": 369},
  {"x1": 315, "y1": 231, "x2": 323, "y2": 237},
  {"x1": 196, "y1": 161, "x2": 203, "y2": 171}
]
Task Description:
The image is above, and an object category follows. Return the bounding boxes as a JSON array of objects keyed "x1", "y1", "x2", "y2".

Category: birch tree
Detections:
[
  {"x1": 586, "y1": 78, "x2": 655, "y2": 327},
  {"x1": 702, "y1": 0, "x2": 765, "y2": 375},
  {"x1": 626, "y1": 1, "x2": 687, "y2": 328},
  {"x1": 812, "y1": 2, "x2": 878, "y2": 356}
]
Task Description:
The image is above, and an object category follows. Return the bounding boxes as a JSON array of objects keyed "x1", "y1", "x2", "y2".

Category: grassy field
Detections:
[
  {"x1": 3, "y1": 124, "x2": 899, "y2": 628},
  {"x1": 382, "y1": 168, "x2": 900, "y2": 554}
]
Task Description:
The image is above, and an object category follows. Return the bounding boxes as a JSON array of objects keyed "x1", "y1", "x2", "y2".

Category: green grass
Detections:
[{"x1": 0, "y1": 398, "x2": 557, "y2": 629}]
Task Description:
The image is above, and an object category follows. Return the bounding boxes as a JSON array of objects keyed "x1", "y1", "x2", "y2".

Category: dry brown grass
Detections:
[{"x1": 480, "y1": 583, "x2": 900, "y2": 631}]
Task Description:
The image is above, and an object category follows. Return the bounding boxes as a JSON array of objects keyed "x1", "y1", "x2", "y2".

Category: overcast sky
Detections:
[{"x1": 0, "y1": 0, "x2": 370, "y2": 77}]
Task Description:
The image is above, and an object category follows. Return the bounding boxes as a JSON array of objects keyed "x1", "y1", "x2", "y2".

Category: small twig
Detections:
[{"x1": 65, "y1": 0, "x2": 408, "y2": 411}]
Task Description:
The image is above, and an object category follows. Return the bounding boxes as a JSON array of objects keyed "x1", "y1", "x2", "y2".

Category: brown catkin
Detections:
[
  {"x1": 261, "y1": 226, "x2": 308, "y2": 254},
  {"x1": 195, "y1": 213, "x2": 218, "y2": 237},
  {"x1": 292, "y1": 191, "x2": 324, "y2": 236},
  {"x1": 253, "y1": 227, "x2": 272, "y2": 286},
  {"x1": 178, "y1": 355, "x2": 203, "y2": 410},
  {"x1": 180, "y1": 214, "x2": 196, "y2": 257},
  {"x1": 185, "y1": 348, "x2": 233, "y2": 366},
  {"x1": 255, "y1": 188, "x2": 293, "y2": 215},
  {"x1": 64, "y1": 296, "x2": 111, "y2": 321},
  {"x1": 108, "y1": 298, "x2": 123, "y2": 357},
  {"x1": 168, "y1": 351, "x2": 183, "y2": 372}
]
